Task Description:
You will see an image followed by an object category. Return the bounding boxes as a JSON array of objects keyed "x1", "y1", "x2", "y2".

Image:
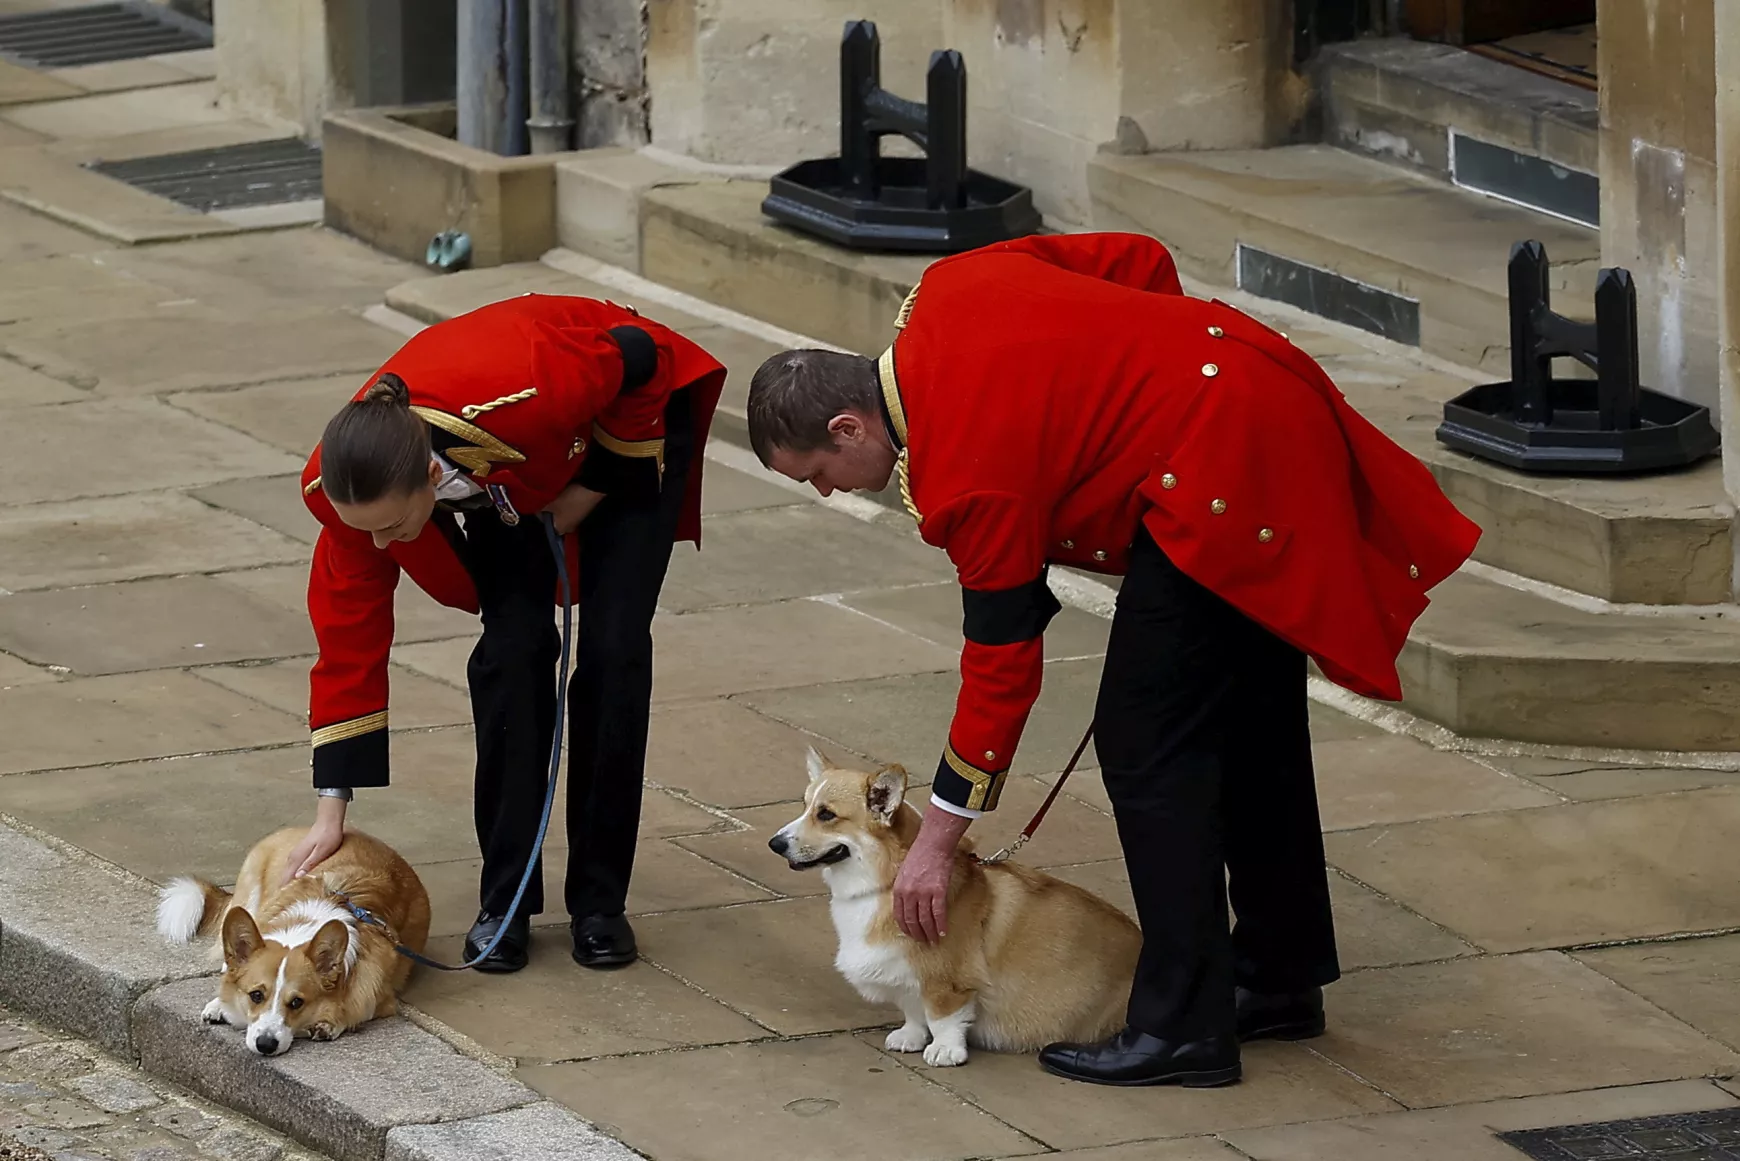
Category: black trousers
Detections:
[
  {"x1": 1095, "y1": 526, "x2": 1340, "y2": 1042},
  {"x1": 455, "y1": 393, "x2": 693, "y2": 920}
]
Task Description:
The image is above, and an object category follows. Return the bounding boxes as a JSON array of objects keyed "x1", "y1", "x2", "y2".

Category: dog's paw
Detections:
[
  {"x1": 200, "y1": 998, "x2": 229, "y2": 1026},
  {"x1": 923, "y1": 1040, "x2": 969, "y2": 1067},
  {"x1": 309, "y1": 1022, "x2": 344, "y2": 1042},
  {"x1": 885, "y1": 1025, "x2": 930, "y2": 1053}
]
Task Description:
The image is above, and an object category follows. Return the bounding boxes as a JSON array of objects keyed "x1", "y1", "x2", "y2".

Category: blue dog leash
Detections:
[{"x1": 338, "y1": 511, "x2": 572, "y2": 971}]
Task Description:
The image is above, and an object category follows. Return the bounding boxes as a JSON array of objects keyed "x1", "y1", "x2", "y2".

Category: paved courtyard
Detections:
[{"x1": 5, "y1": 59, "x2": 1740, "y2": 1161}]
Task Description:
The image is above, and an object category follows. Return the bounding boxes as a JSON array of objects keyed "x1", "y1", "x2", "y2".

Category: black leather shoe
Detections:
[
  {"x1": 463, "y1": 911, "x2": 531, "y2": 973},
  {"x1": 1236, "y1": 986, "x2": 1325, "y2": 1042},
  {"x1": 1038, "y1": 1027, "x2": 1241, "y2": 1087},
  {"x1": 571, "y1": 913, "x2": 637, "y2": 968}
]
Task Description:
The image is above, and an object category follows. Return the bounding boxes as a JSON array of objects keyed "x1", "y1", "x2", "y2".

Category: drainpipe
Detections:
[
  {"x1": 457, "y1": 0, "x2": 528, "y2": 154},
  {"x1": 527, "y1": 0, "x2": 573, "y2": 152}
]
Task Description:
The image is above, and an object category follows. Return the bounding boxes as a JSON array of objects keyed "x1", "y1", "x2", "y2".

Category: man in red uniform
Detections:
[
  {"x1": 295, "y1": 293, "x2": 725, "y2": 973},
  {"x1": 746, "y1": 232, "x2": 1479, "y2": 1086}
]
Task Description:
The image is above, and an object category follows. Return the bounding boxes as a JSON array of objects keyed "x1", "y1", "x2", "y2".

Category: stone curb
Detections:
[{"x1": 0, "y1": 818, "x2": 645, "y2": 1161}]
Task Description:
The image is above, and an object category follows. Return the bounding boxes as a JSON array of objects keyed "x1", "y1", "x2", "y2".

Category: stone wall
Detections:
[
  {"x1": 212, "y1": 0, "x2": 330, "y2": 136},
  {"x1": 1598, "y1": 0, "x2": 1720, "y2": 411}
]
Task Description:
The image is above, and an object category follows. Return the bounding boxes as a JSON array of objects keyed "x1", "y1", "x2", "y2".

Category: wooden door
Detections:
[{"x1": 1405, "y1": 0, "x2": 1596, "y2": 44}]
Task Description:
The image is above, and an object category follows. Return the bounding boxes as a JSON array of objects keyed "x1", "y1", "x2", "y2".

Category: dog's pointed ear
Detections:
[
  {"x1": 309, "y1": 919, "x2": 350, "y2": 986},
  {"x1": 221, "y1": 908, "x2": 262, "y2": 967},
  {"x1": 867, "y1": 764, "x2": 908, "y2": 822},
  {"x1": 805, "y1": 745, "x2": 829, "y2": 785}
]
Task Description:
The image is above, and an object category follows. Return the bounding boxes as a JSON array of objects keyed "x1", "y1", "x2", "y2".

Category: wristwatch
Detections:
[{"x1": 317, "y1": 786, "x2": 354, "y2": 801}]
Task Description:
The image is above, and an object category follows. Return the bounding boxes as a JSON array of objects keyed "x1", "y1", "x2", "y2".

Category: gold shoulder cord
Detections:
[
  {"x1": 897, "y1": 452, "x2": 920, "y2": 527},
  {"x1": 461, "y1": 387, "x2": 538, "y2": 420}
]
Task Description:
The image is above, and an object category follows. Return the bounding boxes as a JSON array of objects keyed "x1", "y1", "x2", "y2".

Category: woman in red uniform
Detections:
[
  {"x1": 287, "y1": 293, "x2": 725, "y2": 973},
  {"x1": 747, "y1": 232, "x2": 1479, "y2": 1085}
]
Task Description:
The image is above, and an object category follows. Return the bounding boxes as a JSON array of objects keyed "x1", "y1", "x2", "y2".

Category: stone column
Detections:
[
  {"x1": 1597, "y1": 0, "x2": 1720, "y2": 413},
  {"x1": 212, "y1": 0, "x2": 330, "y2": 136},
  {"x1": 1718, "y1": 0, "x2": 1740, "y2": 506}
]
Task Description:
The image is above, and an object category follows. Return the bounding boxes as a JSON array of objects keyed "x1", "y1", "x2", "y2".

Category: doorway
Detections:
[{"x1": 1403, "y1": 0, "x2": 1596, "y2": 89}]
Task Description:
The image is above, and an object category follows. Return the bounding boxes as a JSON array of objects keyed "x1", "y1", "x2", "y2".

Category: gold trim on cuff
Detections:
[
  {"x1": 592, "y1": 425, "x2": 666, "y2": 478},
  {"x1": 311, "y1": 711, "x2": 388, "y2": 749},
  {"x1": 942, "y1": 743, "x2": 1008, "y2": 812}
]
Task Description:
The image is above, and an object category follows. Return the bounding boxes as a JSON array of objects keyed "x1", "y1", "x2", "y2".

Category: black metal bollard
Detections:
[
  {"x1": 762, "y1": 19, "x2": 1039, "y2": 253},
  {"x1": 1435, "y1": 240, "x2": 1717, "y2": 474}
]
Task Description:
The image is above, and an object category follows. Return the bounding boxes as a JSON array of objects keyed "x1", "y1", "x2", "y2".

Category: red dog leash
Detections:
[{"x1": 974, "y1": 723, "x2": 1095, "y2": 866}]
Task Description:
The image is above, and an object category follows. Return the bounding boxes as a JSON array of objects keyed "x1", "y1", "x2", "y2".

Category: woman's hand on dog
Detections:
[
  {"x1": 895, "y1": 808, "x2": 972, "y2": 944},
  {"x1": 282, "y1": 797, "x2": 348, "y2": 885}
]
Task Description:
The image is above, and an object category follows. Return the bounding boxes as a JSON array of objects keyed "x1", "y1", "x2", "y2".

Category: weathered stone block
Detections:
[
  {"x1": 384, "y1": 1100, "x2": 642, "y2": 1160},
  {"x1": 0, "y1": 822, "x2": 211, "y2": 1056}
]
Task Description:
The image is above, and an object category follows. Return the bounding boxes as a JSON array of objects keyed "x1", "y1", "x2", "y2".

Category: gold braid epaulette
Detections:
[
  {"x1": 896, "y1": 450, "x2": 921, "y2": 527},
  {"x1": 894, "y1": 282, "x2": 920, "y2": 330},
  {"x1": 460, "y1": 387, "x2": 537, "y2": 420}
]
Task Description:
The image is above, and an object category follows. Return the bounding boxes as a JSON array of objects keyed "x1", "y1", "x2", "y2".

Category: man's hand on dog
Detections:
[
  {"x1": 895, "y1": 808, "x2": 972, "y2": 943},
  {"x1": 282, "y1": 796, "x2": 348, "y2": 884},
  {"x1": 546, "y1": 483, "x2": 606, "y2": 536}
]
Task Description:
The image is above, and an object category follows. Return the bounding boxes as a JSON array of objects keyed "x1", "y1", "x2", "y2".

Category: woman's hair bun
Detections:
[{"x1": 361, "y1": 373, "x2": 411, "y2": 406}]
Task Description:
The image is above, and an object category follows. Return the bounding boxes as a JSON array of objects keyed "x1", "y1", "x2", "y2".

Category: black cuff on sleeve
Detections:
[
  {"x1": 312, "y1": 728, "x2": 389, "y2": 789},
  {"x1": 932, "y1": 746, "x2": 1009, "y2": 813},
  {"x1": 607, "y1": 326, "x2": 658, "y2": 391},
  {"x1": 962, "y1": 571, "x2": 1061, "y2": 647}
]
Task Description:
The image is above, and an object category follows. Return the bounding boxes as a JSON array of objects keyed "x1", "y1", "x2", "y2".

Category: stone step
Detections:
[
  {"x1": 1316, "y1": 38, "x2": 1599, "y2": 224},
  {"x1": 1086, "y1": 142, "x2": 1599, "y2": 378},
  {"x1": 1402, "y1": 571, "x2": 1740, "y2": 752}
]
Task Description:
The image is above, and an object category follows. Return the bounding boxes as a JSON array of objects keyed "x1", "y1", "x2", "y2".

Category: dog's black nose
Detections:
[
  {"x1": 253, "y1": 1033, "x2": 279, "y2": 1055},
  {"x1": 767, "y1": 834, "x2": 787, "y2": 856}
]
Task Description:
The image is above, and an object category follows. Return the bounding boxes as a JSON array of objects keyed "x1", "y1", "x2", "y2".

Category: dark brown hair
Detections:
[
  {"x1": 746, "y1": 349, "x2": 880, "y2": 465},
  {"x1": 319, "y1": 374, "x2": 432, "y2": 505}
]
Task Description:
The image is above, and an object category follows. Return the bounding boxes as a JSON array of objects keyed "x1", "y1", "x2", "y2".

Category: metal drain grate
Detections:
[
  {"x1": 0, "y1": 1, "x2": 211, "y2": 69},
  {"x1": 1501, "y1": 1107, "x2": 1740, "y2": 1159},
  {"x1": 87, "y1": 138, "x2": 323, "y2": 212}
]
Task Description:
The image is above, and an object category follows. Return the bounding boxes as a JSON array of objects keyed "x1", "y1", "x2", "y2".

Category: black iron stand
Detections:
[
  {"x1": 761, "y1": 20, "x2": 1040, "y2": 253},
  {"x1": 1435, "y1": 241, "x2": 1718, "y2": 473}
]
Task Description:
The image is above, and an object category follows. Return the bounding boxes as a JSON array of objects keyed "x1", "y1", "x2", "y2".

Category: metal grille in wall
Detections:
[{"x1": 0, "y1": 2, "x2": 211, "y2": 69}]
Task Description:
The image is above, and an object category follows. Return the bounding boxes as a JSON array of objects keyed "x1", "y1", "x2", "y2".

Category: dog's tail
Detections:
[{"x1": 155, "y1": 876, "x2": 231, "y2": 945}]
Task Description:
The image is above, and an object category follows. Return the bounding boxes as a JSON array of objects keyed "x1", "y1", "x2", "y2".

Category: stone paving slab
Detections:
[
  {"x1": 0, "y1": 61, "x2": 80, "y2": 105},
  {"x1": 0, "y1": 200, "x2": 95, "y2": 263},
  {"x1": 634, "y1": 897, "x2": 898, "y2": 1035},
  {"x1": 190, "y1": 475, "x2": 323, "y2": 544},
  {"x1": 0, "y1": 492, "x2": 307, "y2": 591},
  {"x1": 0, "y1": 671, "x2": 304, "y2": 776},
  {"x1": 1323, "y1": 788, "x2": 1740, "y2": 953},
  {"x1": 0, "y1": 354, "x2": 84, "y2": 404},
  {"x1": 1306, "y1": 952, "x2": 1740, "y2": 1107},
  {"x1": 194, "y1": 659, "x2": 471, "y2": 734},
  {"x1": 0, "y1": 82, "x2": 228, "y2": 141},
  {"x1": 169, "y1": 375, "x2": 370, "y2": 455},
  {"x1": 405, "y1": 928, "x2": 767, "y2": 1063},
  {"x1": 384, "y1": 1101, "x2": 639, "y2": 1161},
  {"x1": 133, "y1": 978, "x2": 540, "y2": 1161},
  {"x1": 522, "y1": 1034, "x2": 1044, "y2": 1161},
  {"x1": 646, "y1": 699, "x2": 867, "y2": 809},
  {"x1": 220, "y1": 565, "x2": 479, "y2": 644},
  {"x1": 839, "y1": 581, "x2": 1112, "y2": 658},
  {"x1": 1577, "y1": 935, "x2": 1740, "y2": 1053},
  {"x1": 0, "y1": 307, "x2": 397, "y2": 396},
  {"x1": 1222, "y1": 1079, "x2": 1738, "y2": 1161},
  {"x1": 672, "y1": 803, "x2": 829, "y2": 899},
  {"x1": 0, "y1": 575, "x2": 314, "y2": 674},
  {"x1": 1044, "y1": 1143, "x2": 1246, "y2": 1160},
  {"x1": 891, "y1": 1034, "x2": 1397, "y2": 1152},
  {"x1": 0, "y1": 651, "x2": 55, "y2": 688},
  {"x1": 737, "y1": 659, "x2": 1104, "y2": 779},
  {"x1": 0, "y1": 821, "x2": 210, "y2": 1056},
  {"x1": 659, "y1": 506, "x2": 954, "y2": 612},
  {"x1": 0, "y1": 397, "x2": 300, "y2": 503},
  {"x1": 1312, "y1": 737, "x2": 1561, "y2": 831},
  {"x1": 1523, "y1": 765, "x2": 1740, "y2": 801},
  {"x1": 0, "y1": 255, "x2": 185, "y2": 326}
]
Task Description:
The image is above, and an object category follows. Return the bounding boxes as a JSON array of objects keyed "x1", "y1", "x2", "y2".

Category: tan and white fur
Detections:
[
  {"x1": 155, "y1": 827, "x2": 431, "y2": 1057},
  {"x1": 769, "y1": 749, "x2": 1141, "y2": 1066}
]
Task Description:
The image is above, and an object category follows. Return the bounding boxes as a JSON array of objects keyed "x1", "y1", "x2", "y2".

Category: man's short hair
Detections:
[{"x1": 747, "y1": 349, "x2": 879, "y2": 465}]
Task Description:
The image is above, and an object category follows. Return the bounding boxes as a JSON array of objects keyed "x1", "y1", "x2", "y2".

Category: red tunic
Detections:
[
  {"x1": 882, "y1": 233, "x2": 1481, "y2": 813},
  {"x1": 300, "y1": 294, "x2": 726, "y2": 788}
]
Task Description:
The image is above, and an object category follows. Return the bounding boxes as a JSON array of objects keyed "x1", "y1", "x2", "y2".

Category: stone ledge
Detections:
[
  {"x1": 0, "y1": 818, "x2": 211, "y2": 1057},
  {"x1": 132, "y1": 977, "x2": 540, "y2": 1161},
  {"x1": 384, "y1": 1101, "x2": 644, "y2": 1161}
]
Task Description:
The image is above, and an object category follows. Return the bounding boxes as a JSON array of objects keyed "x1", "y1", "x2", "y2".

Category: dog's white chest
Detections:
[{"x1": 829, "y1": 892, "x2": 913, "y2": 998}]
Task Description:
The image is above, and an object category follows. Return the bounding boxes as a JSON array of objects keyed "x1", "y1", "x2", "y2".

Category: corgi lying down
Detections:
[
  {"x1": 155, "y1": 826, "x2": 430, "y2": 1056},
  {"x1": 770, "y1": 749, "x2": 1140, "y2": 1066}
]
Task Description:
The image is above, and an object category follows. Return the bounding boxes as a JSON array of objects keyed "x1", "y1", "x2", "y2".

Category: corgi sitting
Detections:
[
  {"x1": 769, "y1": 749, "x2": 1141, "y2": 1067},
  {"x1": 155, "y1": 826, "x2": 431, "y2": 1056}
]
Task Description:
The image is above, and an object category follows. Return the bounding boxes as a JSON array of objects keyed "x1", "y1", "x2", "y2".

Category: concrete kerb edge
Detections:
[{"x1": 0, "y1": 813, "x2": 642, "y2": 1161}]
